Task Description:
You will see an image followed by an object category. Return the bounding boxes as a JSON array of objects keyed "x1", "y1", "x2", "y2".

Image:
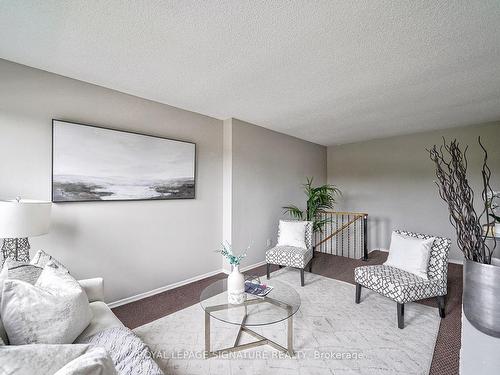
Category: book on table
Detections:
[{"x1": 244, "y1": 281, "x2": 273, "y2": 297}]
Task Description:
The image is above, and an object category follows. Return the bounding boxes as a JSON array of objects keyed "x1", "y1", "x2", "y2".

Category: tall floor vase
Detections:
[{"x1": 461, "y1": 259, "x2": 500, "y2": 375}]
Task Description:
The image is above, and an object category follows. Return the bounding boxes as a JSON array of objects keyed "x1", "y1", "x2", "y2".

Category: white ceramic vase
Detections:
[{"x1": 227, "y1": 265, "x2": 246, "y2": 304}]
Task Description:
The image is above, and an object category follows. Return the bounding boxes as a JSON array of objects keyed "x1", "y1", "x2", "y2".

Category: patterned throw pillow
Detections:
[
  {"x1": 30, "y1": 250, "x2": 69, "y2": 271},
  {"x1": 3, "y1": 258, "x2": 43, "y2": 284}
]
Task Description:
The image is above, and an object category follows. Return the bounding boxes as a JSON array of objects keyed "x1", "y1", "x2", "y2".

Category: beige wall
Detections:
[
  {"x1": 230, "y1": 118, "x2": 327, "y2": 267},
  {"x1": 327, "y1": 122, "x2": 500, "y2": 262},
  {"x1": 0, "y1": 59, "x2": 223, "y2": 302},
  {"x1": 0, "y1": 59, "x2": 328, "y2": 303}
]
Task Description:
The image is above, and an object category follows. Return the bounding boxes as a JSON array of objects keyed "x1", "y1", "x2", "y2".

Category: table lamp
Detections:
[{"x1": 0, "y1": 198, "x2": 52, "y2": 262}]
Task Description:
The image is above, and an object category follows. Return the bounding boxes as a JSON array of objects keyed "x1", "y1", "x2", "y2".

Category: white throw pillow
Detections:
[
  {"x1": 384, "y1": 232, "x2": 435, "y2": 279},
  {"x1": 0, "y1": 344, "x2": 107, "y2": 375},
  {"x1": 55, "y1": 346, "x2": 118, "y2": 375},
  {"x1": 277, "y1": 220, "x2": 307, "y2": 249},
  {"x1": 1, "y1": 261, "x2": 92, "y2": 345},
  {"x1": 0, "y1": 264, "x2": 8, "y2": 344}
]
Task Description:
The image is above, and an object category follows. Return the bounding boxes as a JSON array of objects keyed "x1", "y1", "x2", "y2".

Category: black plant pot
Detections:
[{"x1": 463, "y1": 258, "x2": 500, "y2": 337}]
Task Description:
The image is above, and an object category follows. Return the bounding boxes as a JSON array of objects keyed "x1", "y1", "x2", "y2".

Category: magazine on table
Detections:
[{"x1": 244, "y1": 281, "x2": 273, "y2": 297}]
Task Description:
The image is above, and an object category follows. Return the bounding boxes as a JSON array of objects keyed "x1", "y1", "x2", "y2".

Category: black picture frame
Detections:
[{"x1": 51, "y1": 119, "x2": 197, "y2": 203}]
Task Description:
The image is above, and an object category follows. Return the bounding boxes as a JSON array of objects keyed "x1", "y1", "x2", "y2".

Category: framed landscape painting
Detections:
[{"x1": 52, "y1": 120, "x2": 196, "y2": 202}]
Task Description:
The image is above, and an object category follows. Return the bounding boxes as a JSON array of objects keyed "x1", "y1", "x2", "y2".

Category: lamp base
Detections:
[{"x1": 1, "y1": 238, "x2": 30, "y2": 262}]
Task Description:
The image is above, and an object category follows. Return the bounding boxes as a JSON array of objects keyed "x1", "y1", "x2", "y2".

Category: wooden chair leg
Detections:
[
  {"x1": 397, "y1": 303, "x2": 404, "y2": 329},
  {"x1": 300, "y1": 269, "x2": 305, "y2": 286},
  {"x1": 355, "y1": 283, "x2": 362, "y2": 304},
  {"x1": 437, "y1": 295, "x2": 446, "y2": 318},
  {"x1": 266, "y1": 263, "x2": 270, "y2": 279}
]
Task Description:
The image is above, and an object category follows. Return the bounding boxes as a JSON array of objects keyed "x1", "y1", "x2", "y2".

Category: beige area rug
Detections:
[{"x1": 134, "y1": 268, "x2": 440, "y2": 375}]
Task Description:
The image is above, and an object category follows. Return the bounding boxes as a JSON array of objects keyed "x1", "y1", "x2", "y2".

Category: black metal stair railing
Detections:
[{"x1": 313, "y1": 211, "x2": 368, "y2": 260}]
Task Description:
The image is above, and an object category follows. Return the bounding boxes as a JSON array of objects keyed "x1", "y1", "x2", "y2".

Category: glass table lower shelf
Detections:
[{"x1": 199, "y1": 278, "x2": 301, "y2": 358}]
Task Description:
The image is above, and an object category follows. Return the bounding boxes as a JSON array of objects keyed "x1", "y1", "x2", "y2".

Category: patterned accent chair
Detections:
[
  {"x1": 354, "y1": 230, "x2": 451, "y2": 329},
  {"x1": 265, "y1": 221, "x2": 313, "y2": 286}
]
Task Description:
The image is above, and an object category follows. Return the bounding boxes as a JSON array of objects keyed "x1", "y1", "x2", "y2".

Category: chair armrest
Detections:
[{"x1": 78, "y1": 277, "x2": 104, "y2": 302}]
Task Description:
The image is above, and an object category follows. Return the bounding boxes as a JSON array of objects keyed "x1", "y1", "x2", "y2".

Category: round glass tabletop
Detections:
[{"x1": 199, "y1": 277, "x2": 301, "y2": 326}]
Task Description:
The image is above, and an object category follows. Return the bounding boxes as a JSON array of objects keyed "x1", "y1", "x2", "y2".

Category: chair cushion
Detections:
[
  {"x1": 266, "y1": 246, "x2": 313, "y2": 269},
  {"x1": 354, "y1": 264, "x2": 446, "y2": 304}
]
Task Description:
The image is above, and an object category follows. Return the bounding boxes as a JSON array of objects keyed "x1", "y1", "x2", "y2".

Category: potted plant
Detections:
[
  {"x1": 282, "y1": 177, "x2": 341, "y2": 233},
  {"x1": 429, "y1": 137, "x2": 499, "y2": 338},
  {"x1": 216, "y1": 243, "x2": 247, "y2": 304}
]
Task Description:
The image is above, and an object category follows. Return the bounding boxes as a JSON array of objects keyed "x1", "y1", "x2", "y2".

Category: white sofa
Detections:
[
  {"x1": 1, "y1": 275, "x2": 165, "y2": 375},
  {"x1": 0, "y1": 277, "x2": 124, "y2": 345}
]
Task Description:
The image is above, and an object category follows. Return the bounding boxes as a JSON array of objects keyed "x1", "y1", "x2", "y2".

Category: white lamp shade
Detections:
[{"x1": 0, "y1": 199, "x2": 52, "y2": 238}]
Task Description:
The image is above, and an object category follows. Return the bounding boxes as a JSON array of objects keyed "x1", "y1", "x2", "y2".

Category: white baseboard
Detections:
[
  {"x1": 241, "y1": 260, "x2": 267, "y2": 272},
  {"x1": 108, "y1": 260, "x2": 268, "y2": 308},
  {"x1": 108, "y1": 252, "x2": 463, "y2": 309},
  {"x1": 107, "y1": 269, "x2": 222, "y2": 309},
  {"x1": 371, "y1": 248, "x2": 389, "y2": 253}
]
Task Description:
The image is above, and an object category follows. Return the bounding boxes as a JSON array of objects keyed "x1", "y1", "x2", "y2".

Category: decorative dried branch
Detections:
[
  {"x1": 479, "y1": 137, "x2": 497, "y2": 263},
  {"x1": 428, "y1": 137, "x2": 494, "y2": 264}
]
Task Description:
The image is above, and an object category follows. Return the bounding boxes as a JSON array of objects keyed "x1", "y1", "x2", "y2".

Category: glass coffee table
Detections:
[{"x1": 200, "y1": 277, "x2": 300, "y2": 358}]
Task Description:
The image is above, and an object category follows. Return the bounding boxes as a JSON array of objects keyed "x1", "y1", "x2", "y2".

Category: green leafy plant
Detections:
[
  {"x1": 283, "y1": 177, "x2": 341, "y2": 232},
  {"x1": 215, "y1": 242, "x2": 247, "y2": 266}
]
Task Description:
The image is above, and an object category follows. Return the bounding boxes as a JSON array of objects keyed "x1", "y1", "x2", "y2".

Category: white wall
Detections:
[
  {"x1": 327, "y1": 122, "x2": 500, "y2": 262},
  {"x1": 228, "y1": 118, "x2": 327, "y2": 267},
  {"x1": 0, "y1": 59, "x2": 223, "y2": 302}
]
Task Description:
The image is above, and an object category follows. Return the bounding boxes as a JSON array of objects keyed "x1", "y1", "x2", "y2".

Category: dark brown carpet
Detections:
[{"x1": 112, "y1": 250, "x2": 462, "y2": 375}]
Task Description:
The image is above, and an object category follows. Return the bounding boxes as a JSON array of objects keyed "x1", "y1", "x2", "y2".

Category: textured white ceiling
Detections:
[{"x1": 1, "y1": 1, "x2": 500, "y2": 145}]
